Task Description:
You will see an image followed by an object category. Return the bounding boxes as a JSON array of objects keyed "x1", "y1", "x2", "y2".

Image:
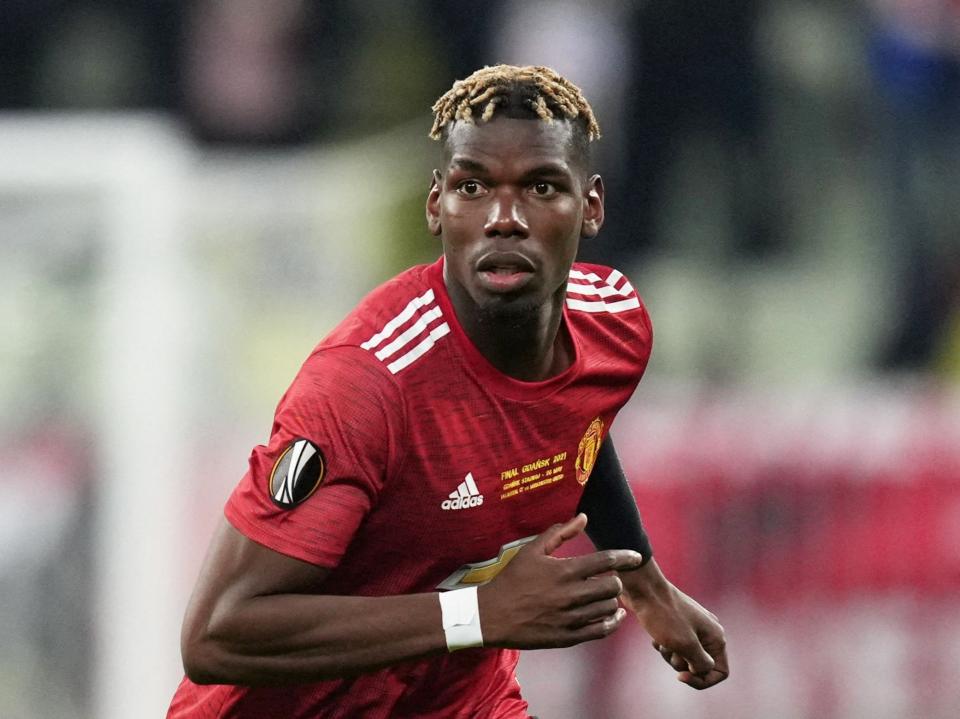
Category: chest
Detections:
[{"x1": 362, "y1": 382, "x2": 614, "y2": 586}]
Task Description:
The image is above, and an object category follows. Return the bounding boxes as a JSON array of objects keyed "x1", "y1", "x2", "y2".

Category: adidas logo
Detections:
[{"x1": 441, "y1": 472, "x2": 484, "y2": 510}]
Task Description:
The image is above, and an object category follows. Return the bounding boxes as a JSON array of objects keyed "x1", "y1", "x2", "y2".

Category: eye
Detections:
[
  {"x1": 457, "y1": 180, "x2": 486, "y2": 196},
  {"x1": 531, "y1": 181, "x2": 557, "y2": 197}
]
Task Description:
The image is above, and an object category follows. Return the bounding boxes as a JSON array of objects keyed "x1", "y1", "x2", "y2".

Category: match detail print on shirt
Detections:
[
  {"x1": 268, "y1": 438, "x2": 326, "y2": 509},
  {"x1": 498, "y1": 450, "x2": 568, "y2": 501},
  {"x1": 565, "y1": 268, "x2": 641, "y2": 314},
  {"x1": 361, "y1": 288, "x2": 451, "y2": 374}
]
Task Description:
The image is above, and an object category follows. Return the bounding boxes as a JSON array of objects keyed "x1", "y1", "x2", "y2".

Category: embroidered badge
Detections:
[
  {"x1": 575, "y1": 417, "x2": 604, "y2": 485},
  {"x1": 268, "y1": 438, "x2": 325, "y2": 508}
]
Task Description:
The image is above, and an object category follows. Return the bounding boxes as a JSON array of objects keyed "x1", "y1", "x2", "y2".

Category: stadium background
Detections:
[{"x1": 2, "y1": 1, "x2": 959, "y2": 717}]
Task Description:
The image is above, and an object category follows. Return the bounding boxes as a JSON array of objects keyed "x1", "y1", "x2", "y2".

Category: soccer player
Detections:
[{"x1": 168, "y1": 65, "x2": 728, "y2": 718}]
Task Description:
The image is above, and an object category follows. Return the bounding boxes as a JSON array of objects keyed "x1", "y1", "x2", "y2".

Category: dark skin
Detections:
[
  {"x1": 180, "y1": 115, "x2": 727, "y2": 690},
  {"x1": 426, "y1": 117, "x2": 602, "y2": 381},
  {"x1": 180, "y1": 515, "x2": 639, "y2": 685}
]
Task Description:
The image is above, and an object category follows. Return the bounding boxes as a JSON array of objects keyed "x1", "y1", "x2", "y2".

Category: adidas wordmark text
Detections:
[{"x1": 441, "y1": 472, "x2": 484, "y2": 510}]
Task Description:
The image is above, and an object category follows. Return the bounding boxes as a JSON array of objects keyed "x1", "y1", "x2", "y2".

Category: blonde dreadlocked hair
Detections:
[{"x1": 429, "y1": 65, "x2": 601, "y2": 145}]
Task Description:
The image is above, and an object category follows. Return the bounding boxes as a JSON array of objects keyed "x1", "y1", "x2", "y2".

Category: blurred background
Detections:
[{"x1": 2, "y1": 1, "x2": 959, "y2": 717}]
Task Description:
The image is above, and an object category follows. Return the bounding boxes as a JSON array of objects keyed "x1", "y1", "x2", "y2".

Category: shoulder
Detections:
[
  {"x1": 282, "y1": 263, "x2": 437, "y2": 423},
  {"x1": 565, "y1": 262, "x2": 653, "y2": 365},
  {"x1": 318, "y1": 260, "x2": 451, "y2": 379},
  {"x1": 566, "y1": 262, "x2": 652, "y2": 331},
  {"x1": 320, "y1": 262, "x2": 438, "y2": 351}
]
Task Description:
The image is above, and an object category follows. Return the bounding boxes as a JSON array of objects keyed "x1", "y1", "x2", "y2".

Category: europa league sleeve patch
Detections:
[{"x1": 268, "y1": 438, "x2": 326, "y2": 509}]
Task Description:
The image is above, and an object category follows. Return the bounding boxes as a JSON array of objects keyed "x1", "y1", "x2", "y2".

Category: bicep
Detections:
[
  {"x1": 225, "y1": 347, "x2": 404, "y2": 568},
  {"x1": 183, "y1": 517, "x2": 332, "y2": 645}
]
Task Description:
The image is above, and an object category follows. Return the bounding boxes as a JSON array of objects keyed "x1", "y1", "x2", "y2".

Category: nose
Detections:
[{"x1": 484, "y1": 190, "x2": 529, "y2": 239}]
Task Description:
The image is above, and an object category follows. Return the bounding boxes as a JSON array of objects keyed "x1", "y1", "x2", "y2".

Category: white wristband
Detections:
[{"x1": 438, "y1": 587, "x2": 484, "y2": 651}]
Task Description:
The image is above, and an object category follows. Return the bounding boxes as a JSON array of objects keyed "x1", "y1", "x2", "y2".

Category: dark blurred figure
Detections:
[
  {"x1": 868, "y1": 0, "x2": 960, "y2": 370},
  {"x1": 589, "y1": 0, "x2": 781, "y2": 268},
  {"x1": 0, "y1": 1, "x2": 396, "y2": 145},
  {"x1": 0, "y1": 0, "x2": 180, "y2": 109},
  {"x1": 425, "y1": 0, "x2": 504, "y2": 91},
  {"x1": 0, "y1": 0, "x2": 57, "y2": 107},
  {"x1": 182, "y1": 0, "x2": 345, "y2": 144}
]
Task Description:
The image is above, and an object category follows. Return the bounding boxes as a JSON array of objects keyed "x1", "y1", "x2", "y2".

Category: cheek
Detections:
[
  {"x1": 537, "y1": 204, "x2": 581, "y2": 241},
  {"x1": 440, "y1": 195, "x2": 473, "y2": 223}
]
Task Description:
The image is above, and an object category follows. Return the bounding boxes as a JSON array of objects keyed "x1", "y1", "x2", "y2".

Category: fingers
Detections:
[
  {"x1": 677, "y1": 668, "x2": 728, "y2": 690},
  {"x1": 573, "y1": 574, "x2": 622, "y2": 605},
  {"x1": 651, "y1": 632, "x2": 715, "y2": 676},
  {"x1": 539, "y1": 513, "x2": 588, "y2": 555},
  {"x1": 655, "y1": 643, "x2": 689, "y2": 672},
  {"x1": 566, "y1": 548, "x2": 644, "y2": 579},
  {"x1": 690, "y1": 625, "x2": 728, "y2": 686},
  {"x1": 565, "y1": 607, "x2": 628, "y2": 645},
  {"x1": 679, "y1": 639, "x2": 715, "y2": 676},
  {"x1": 652, "y1": 639, "x2": 729, "y2": 690},
  {"x1": 565, "y1": 597, "x2": 621, "y2": 629}
]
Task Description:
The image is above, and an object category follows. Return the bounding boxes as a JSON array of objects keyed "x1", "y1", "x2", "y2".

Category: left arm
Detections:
[{"x1": 576, "y1": 437, "x2": 729, "y2": 689}]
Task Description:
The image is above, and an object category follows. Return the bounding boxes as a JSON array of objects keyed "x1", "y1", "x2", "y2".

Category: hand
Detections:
[
  {"x1": 621, "y1": 562, "x2": 729, "y2": 690},
  {"x1": 477, "y1": 513, "x2": 644, "y2": 650}
]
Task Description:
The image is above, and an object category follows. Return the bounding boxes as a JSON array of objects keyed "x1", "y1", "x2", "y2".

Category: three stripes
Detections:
[
  {"x1": 360, "y1": 288, "x2": 450, "y2": 375},
  {"x1": 565, "y1": 268, "x2": 641, "y2": 313},
  {"x1": 362, "y1": 268, "x2": 639, "y2": 374}
]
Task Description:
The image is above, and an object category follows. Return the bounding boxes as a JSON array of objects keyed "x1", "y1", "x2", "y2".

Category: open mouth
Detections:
[
  {"x1": 476, "y1": 252, "x2": 535, "y2": 293},
  {"x1": 476, "y1": 252, "x2": 535, "y2": 274}
]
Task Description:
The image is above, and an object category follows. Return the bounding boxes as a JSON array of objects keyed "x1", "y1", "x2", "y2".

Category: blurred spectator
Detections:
[
  {"x1": 589, "y1": 0, "x2": 783, "y2": 270},
  {"x1": 867, "y1": 0, "x2": 960, "y2": 370},
  {"x1": 487, "y1": 0, "x2": 634, "y2": 185},
  {"x1": 0, "y1": 1, "x2": 180, "y2": 109},
  {"x1": 425, "y1": 0, "x2": 504, "y2": 90},
  {"x1": 182, "y1": 0, "x2": 322, "y2": 144}
]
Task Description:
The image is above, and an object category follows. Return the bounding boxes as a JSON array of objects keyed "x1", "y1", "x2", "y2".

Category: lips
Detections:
[
  {"x1": 475, "y1": 251, "x2": 536, "y2": 294},
  {"x1": 475, "y1": 251, "x2": 535, "y2": 274}
]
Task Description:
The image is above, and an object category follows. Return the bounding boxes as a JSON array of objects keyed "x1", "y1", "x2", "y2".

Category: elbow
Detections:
[
  {"x1": 181, "y1": 612, "x2": 234, "y2": 685},
  {"x1": 181, "y1": 633, "x2": 225, "y2": 685}
]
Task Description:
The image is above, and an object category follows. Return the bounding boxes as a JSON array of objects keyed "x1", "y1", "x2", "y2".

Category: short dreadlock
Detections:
[{"x1": 430, "y1": 65, "x2": 601, "y2": 170}]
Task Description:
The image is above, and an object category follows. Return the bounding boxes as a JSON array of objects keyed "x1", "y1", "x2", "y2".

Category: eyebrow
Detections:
[
  {"x1": 448, "y1": 159, "x2": 572, "y2": 180},
  {"x1": 519, "y1": 163, "x2": 572, "y2": 181},
  {"x1": 449, "y1": 158, "x2": 489, "y2": 174}
]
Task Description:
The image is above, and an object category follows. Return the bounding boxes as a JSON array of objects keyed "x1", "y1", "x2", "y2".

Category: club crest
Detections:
[{"x1": 575, "y1": 417, "x2": 604, "y2": 485}]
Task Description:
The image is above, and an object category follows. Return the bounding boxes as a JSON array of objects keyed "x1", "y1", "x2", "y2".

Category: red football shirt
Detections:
[{"x1": 168, "y1": 257, "x2": 652, "y2": 719}]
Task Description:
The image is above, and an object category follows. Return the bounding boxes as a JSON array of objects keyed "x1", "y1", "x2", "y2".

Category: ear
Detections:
[
  {"x1": 426, "y1": 169, "x2": 443, "y2": 236},
  {"x1": 580, "y1": 174, "x2": 605, "y2": 239}
]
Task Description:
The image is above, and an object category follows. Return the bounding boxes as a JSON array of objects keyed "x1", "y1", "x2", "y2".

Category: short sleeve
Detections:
[{"x1": 225, "y1": 345, "x2": 406, "y2": 568}]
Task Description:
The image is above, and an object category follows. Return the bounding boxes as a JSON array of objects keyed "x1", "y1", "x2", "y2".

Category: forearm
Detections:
[
  {"x1": 577, "y1": 443, "x2": 731, "y2": 689},
  {"x1": 184, "y1": 591, "x2": 447, "y2": 685},
  {"x1": 181, "y1": 515, "x2": 645, "y2": 687},
  {"x1": 618, "y1": 557, "x2": 672, "y2": 608}
]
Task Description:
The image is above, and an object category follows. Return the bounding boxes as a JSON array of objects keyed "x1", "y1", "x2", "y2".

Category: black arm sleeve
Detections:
[{"x1": 576, "y1": 436, "x2": 653, "y2": 565}]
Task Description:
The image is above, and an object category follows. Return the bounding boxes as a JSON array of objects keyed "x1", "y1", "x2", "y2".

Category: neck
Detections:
[{"x1": 447, "y1": 283, "x2": 572, "y2": 382}]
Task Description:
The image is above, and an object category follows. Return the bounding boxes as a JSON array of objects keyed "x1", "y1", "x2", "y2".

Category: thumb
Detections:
[{"x1": 539, "y1": 513, "x2": 588, "y2": 555}]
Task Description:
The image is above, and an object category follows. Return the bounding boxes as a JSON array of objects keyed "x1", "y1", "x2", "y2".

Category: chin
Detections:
[{"x1": 475, "y1": 293, "x2": 542, "y2": 330}]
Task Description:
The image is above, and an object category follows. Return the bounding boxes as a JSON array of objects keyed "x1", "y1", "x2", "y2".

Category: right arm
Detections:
[{"x1": 181, "y1": 513, "x2": 642, "y2": 685}]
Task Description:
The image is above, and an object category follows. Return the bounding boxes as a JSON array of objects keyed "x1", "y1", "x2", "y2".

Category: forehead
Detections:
[{"x1": 443, "y1": 117, "x2": 577, "y2": 171}]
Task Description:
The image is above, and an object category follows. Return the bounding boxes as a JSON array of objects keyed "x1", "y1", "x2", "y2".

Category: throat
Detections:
[{"x1": 469, "y1": 301, "x2": 573, "y2": 382}]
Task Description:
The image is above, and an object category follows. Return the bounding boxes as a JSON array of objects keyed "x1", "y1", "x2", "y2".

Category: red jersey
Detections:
[{"x1": 168, "y1": 257, "x2": 652, "y2": 719}]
